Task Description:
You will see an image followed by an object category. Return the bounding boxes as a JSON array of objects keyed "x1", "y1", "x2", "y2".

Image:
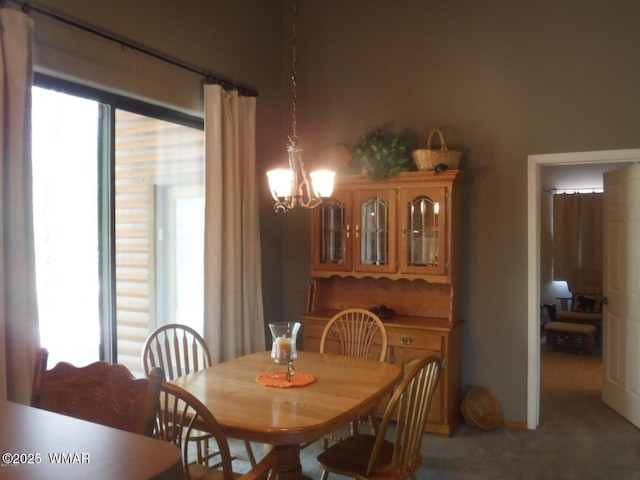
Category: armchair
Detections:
[{"x1": 556, "y1": 268, "x2": 603, "y2": 343}]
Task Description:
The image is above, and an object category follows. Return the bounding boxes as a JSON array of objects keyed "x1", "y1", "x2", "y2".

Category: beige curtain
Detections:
[
  {"x1": 203, "y1": 84, "x2": 265, "y2": 363},
  {"x1": 552, "y1": 192, "x2": 603, "y2": 280},
  {"x1": 0, "y1": 9, "x2": 40, "y2": 403}
]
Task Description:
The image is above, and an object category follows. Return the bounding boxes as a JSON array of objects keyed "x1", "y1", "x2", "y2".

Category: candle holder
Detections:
[{"x1": 268, "y1": 322, "x2": 300, "y2": 382}]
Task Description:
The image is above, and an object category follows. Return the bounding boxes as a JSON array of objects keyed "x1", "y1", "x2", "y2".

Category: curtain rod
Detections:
[
  {"x1": 543, "y1": 185, "x2": 604, "y2": 194},
  {"x1": 2, "y1": 0, "x2": 258, "y2": 97}
]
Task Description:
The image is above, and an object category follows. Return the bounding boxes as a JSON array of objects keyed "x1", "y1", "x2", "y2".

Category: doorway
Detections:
[{"x1": 526, "y1": 148, "x2": 640, "y2": 429}]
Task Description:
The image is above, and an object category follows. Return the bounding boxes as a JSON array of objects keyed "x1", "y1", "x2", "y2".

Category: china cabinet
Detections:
[
  {"x1": 311, "y1": 171, "x2": 458, "y2": 282},
  {"x1": 301, "y1": 170, "x2": 464, "y2": 436}
]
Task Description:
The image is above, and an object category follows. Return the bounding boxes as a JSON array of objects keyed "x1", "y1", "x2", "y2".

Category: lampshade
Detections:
[
  {"x1": 310, "y1": 170, "x2": 336, "y2": 198},
  {"x1": 267, "y1": 169, "x2": 294, "y2": 200}
]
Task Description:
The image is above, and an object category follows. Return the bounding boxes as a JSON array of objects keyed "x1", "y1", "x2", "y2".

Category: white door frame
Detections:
[{"x1": 526, "y1": 148, "x2": 640, "y2": 429}]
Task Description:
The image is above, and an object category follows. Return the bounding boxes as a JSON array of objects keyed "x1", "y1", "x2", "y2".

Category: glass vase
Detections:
[{"x1": 268, "y1": 322, "x2": 301, "y2": 381}]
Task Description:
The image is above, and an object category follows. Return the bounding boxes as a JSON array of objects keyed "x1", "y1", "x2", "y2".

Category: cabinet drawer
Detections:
[
  {"x1": 303, "y1": 337, "x2": 322, "y2": 352},
  {"x1": 303, "y1": 322, "x2": 327, "y2": 340},
  {"x1": 386, "y1": 329, "x2": 442, "y2": 351}
]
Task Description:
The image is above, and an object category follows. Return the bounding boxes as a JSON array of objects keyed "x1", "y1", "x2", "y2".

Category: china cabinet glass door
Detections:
[
  {"x1": 320, "y1": 202, "x2": 346, "y2": 264},
  {"x1": 399, "y1": 187, "x2": 447, "y2": 275},
  {"x1": 354, "y1": 190, "x2": 396, "y2": 273},
  {"x1": 312, "y1": 190, "x2": 352, "y2": 272}
]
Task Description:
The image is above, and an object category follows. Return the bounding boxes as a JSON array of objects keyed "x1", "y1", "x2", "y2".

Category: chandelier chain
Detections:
[
  {"x1": 266, "y1": 0, "x2": 334, "y2": 212},
  {"x1": 290, "y1": 0, "x2": 298, "y2": 145}
]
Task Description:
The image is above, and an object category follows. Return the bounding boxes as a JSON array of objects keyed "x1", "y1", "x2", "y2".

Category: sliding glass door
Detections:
[
  {"x1": 113, "y1": 109, "x2": 205, "y2": 374},
  {"x1": 32, "y1": 78, "x2": 205, "y2": 376}
]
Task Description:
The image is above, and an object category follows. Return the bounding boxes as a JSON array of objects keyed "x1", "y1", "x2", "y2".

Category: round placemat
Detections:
[{"x1": 256, "y1": 371, "x2": 316, "y2": 388}]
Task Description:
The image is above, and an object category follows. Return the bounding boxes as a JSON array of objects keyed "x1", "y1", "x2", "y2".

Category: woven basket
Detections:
[
  {"x1": 460, "y1": 385, "x2": 502, "y2": 430},
  {"x1": 411, "y1": 129, "x2": 462, "y2": 171}
]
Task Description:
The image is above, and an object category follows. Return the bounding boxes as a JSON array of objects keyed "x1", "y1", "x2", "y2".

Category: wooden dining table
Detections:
[
  {"x1": 0, "y1": 399, "x2": 183, "y2": 480},
  {"x1": 169, "y1": 350, "x2": 403, "y2": 480}
]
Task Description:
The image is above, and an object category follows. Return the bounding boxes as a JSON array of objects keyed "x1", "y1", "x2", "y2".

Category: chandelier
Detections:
[{"x1": 266, "y1": 0, "x2": 335, "y2": 213}]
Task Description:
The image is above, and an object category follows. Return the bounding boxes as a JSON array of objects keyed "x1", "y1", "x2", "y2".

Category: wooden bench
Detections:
[{"x1": 544, "y1": 321, "x2": 596, "y2": 354}]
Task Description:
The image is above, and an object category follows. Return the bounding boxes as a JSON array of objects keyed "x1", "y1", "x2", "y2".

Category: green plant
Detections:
[{"x1": 351, "y1": 129, "x2": 415, "y2": 181}]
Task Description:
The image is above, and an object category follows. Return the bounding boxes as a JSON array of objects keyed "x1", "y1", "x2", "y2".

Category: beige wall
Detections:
[
  {"x1": 273, "y1": 0, "x2": 640, "y2": 425},
  {"x1": 22, "y1": 0, "x2": 640, "y2": 425}
]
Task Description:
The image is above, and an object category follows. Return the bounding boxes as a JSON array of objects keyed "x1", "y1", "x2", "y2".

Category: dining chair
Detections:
[
  {"x1": 319, "y1": 308, "x2": 389, "y2": 445},
  {"x1": 142, "y1": 323, "x2": 211, "y2": 380},
  {"x1": 31, "y1": 347, "x2": 163, "y2": 437},
  {"x1": 142, "y1": 323, "x2": 256, "y2": 467},
  {"x1": 320, "y1": 308, "x2": 388, "y2": 363},
  {"x1": 316, "y1": 355, "x2": 443, "y2": 480},
  {"x1": 157, "y1": 382, "x2": 291, "y2": 480}
]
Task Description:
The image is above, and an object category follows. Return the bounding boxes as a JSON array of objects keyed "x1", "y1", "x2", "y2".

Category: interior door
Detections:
[{"x1": 602, "y1": 164, "x2": 640, "y2": 428}]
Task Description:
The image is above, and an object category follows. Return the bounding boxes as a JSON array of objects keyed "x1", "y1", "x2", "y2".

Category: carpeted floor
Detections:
[{"x1": 288, "y1": 344, "x2": 640, "y2": 479}]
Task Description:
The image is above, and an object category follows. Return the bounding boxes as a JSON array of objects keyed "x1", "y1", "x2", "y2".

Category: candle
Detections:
[{"x1": 274, "y1": 336, "x2": 292, "y2": 361}]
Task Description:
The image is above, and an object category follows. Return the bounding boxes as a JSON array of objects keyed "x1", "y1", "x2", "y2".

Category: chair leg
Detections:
[
  {"x1": 244, "y1": 440, "x2": 257, "y2": 467},
  {"x1": 349, "y1": 419, "x2": 359, "y2": 436},
  {"x1": 320, "y1": 470, "x2": 329, "y2": 480},
  {"x1": 322, "y1": 434, "x2": 341, "y2": 450},
  {"x1": 197, "y1": 437, "x2": 205, "y2": 464},
  {"x1": 368, "y1": 414, "x2": 379, "y2": 435}
]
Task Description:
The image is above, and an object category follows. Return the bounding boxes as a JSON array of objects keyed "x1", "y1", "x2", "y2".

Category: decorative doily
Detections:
[{"x1": 256, "y1": 371, "x2": 316, "y2": 388}]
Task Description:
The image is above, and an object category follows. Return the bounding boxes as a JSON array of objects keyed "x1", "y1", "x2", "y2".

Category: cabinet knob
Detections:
[
  {"x1": 400, "y1": 335, "x2": 413, "y2": 345},
  {"x1": 330, "y1": 329, "x2": 340, "y2": 338}
]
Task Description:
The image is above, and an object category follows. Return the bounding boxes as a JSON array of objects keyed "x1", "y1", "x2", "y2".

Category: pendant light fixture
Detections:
[{"x1": 267, "y1": 0, "x2": 335, "y2": 213}]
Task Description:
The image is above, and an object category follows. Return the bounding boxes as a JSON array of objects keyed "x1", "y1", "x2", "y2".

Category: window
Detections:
[
  {"x1": 32, "y1": 86, "x2": 100, "y2": 369},
  {"x1": 154, "y1": 184, "x2": 205, "y2": 331},
  {"x1": 32, "y1": 76, "x2": 205, "y2": 376}
]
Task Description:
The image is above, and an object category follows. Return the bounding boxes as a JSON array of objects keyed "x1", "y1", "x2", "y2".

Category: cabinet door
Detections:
[
  {"x1": 353, "y1": 189, "x2": 397, "y2": 273},
  {"x1": 392, "y1": 346, "x2": 444, "y2": 425},
  {"x1": 311, "y1": 190, "x2": 353, "y2": 272},
  {"x1": 398, "y1": 187, "x2": 447, "y2": 275}
]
